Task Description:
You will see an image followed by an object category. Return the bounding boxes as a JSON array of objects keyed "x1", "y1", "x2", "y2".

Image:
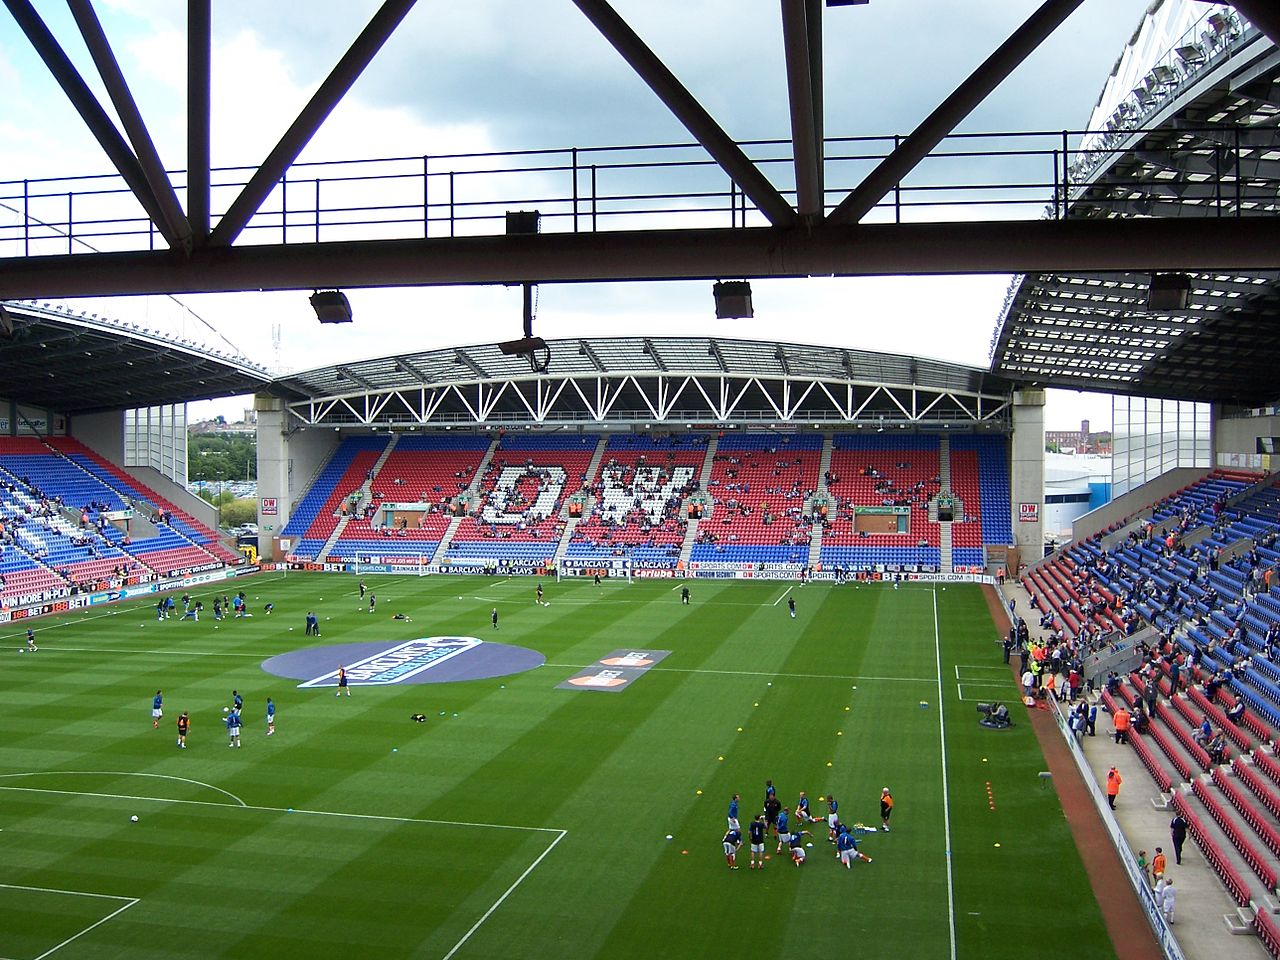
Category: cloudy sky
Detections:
[{"x1": 0, "y1": 0, "x2": 1157, "y2": 428}]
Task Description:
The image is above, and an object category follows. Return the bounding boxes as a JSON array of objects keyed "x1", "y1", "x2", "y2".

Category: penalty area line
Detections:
[
  {"x1": 0, "y1": 783, "x2": 564, "y2": 834},
  {"x1": 0, "y1": 885, "x2": 140, "y2": 960},
  {"x1": 441, "y1": 829, "x2": 567, "y2": 960},
  {"x1": 772, "y1": 585, "x2": 794, "y2": 606}
]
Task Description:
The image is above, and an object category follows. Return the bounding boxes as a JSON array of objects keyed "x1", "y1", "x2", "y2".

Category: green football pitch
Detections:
[{"x1": 2, "y1": 573, "x2": 1118, "y2": 960}]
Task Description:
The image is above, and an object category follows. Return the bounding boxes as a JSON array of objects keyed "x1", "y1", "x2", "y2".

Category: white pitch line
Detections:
[
  {"x1": 772, "y1": 585, "x2": 795, "y2": 607},
  {"x1": 45, "y1": 646, "x2": 268, "y2": 659},
  {"x1": 0, "y1": 772, "x2": 246, "y2": 807},
  {"x1": 441, "y1": 829, "x2": 567, "y2": 960},
  {"x1": 932, "y1": 588, "x2": 957, "y2": 960},
  {"x1": 0, "y1": 886, "x2": 140, "y2": 960},
  {"x1": 0, "y1": 783, "x2": 563, "y2": 834},
  {"x1": 30, "y1": 897, "x2": 139, "y2": 960},
  {"x1": 0, "y1": 882, "x2": 135, "y2": 902}
]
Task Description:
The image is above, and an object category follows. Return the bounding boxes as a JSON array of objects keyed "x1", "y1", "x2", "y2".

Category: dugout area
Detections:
[{"x1": 2, "y1": 573, "x2": 1119, "y2": 960}]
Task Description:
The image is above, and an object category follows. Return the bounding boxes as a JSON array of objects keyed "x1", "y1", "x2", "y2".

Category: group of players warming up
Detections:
[
  {"x1": 152, "y1": 688, "x2": 275, "y2": 748},
  {"x1": 722, "y1": 781, "x2": 893, "y2": 870}
]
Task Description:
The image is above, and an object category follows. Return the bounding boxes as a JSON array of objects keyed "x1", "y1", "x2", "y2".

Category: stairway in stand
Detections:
[
  {"x1": 679, "y1": 434, "x2": 720, "y2": 565},
  {"x1": 318, "y1": 434, "x2": 397, "y2": 562},
  {"x1": 552, "y1": 436, "x2": 609, "y2": 566},
  {"x1": 938, "y1": 435, "x2": 953, "y2": 573},
  {"x1": 807, "y1": 434, "x2": 833, "y2": 568}
]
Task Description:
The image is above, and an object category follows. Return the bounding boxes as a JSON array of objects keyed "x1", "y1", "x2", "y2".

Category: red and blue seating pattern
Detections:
[
  {"x1": 691, "y1": 433, "x2": 820, "y2": 565},
  {"x1": 0, "y1": 436, "x2": 237, "y2": 599},
  {"x1": 281, "y1": 436, "x2": 389, "y2": 558},
  {"x1": 820, "y1": 434, "x2": 942, "y2": 569},
  {"x1": 567, "y1": 434, "x2": 705, "y2": 567},
  {"x1": 446, "y1": 434, "x2": 598, "y2": 564},
  {"x1": 329, "y1": 436, "x2": 491, "y2": 561}
]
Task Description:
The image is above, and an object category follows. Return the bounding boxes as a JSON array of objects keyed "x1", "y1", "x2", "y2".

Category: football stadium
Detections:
[{"x1": 3, "y1": 2, "x2": 1280, "y2": 959}]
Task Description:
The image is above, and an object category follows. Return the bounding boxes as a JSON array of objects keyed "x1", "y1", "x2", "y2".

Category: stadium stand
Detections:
[
  {"x1": 819, "y1": 434, "x2": 942, "y2": 569},
  {"x1": 0, "y1": 436, "x2": 235, "y2": 590},
  {"x1": 566, "y1": 434, "x2": 705, "y2": 567},
  {"x1": 280, "y1": 436, "x2": 389, "y2": 559},
  {"x1": 690, "y1": 433, "x2": 820, "y2": 565},
  {"x1": 328, "y1": 435, "x2": 491, "y2": 562},
  {"x1": 445, "y1": 434, "x2": 597, "y2": 564},
  {"x1": 950, "y1": 435, "x2": 1013, "y2": 567}
]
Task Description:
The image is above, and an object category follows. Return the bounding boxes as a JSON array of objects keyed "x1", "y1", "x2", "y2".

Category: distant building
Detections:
[
  {"x1": 1045, "y1": 419, "x2": 1112, "y2": 455},
  {"x1": 190, "y1": 412, "x2": 256, "y2": 435}
]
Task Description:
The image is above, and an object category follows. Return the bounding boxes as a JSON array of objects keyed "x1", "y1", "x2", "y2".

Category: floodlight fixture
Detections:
[
  {"x1": 498, "y1": 336, "x2": 548, "y2": 356},
  {"x1": 506, "y1": 210, "x2": 541, "y2": 235},
  {"x1": 1147, "y1": 273, "x2": 1192, "y2": 312},
  {"x1": 310, "y1": 290, "x2": 353, "y2": 324},
  {"x1": 713, "y1": 280, "x2": 753, "y2": 319}
]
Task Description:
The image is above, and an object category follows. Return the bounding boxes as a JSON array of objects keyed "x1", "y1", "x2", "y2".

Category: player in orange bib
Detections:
[{"x1": 880, "y1": 787, "x2": 894, "y2": 832}]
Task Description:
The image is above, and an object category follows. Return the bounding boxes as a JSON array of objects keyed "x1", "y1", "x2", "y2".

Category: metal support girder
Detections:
[
  {"x1": 188, "y1": 0, "x2": 212, "y2": 244},
  {"x1": 209, "y1": 0, "x2": 419, "y2": 247},
  {"x1": 571, "y1": 0, "x2": 795, "y2": 227},
  {"x1": 4, "y1": 217, "x2": 1280, "y2": 298},
  {"x1": 67, "y1": 0, "x2": 191, "y2": 252},
  {"x1": 1229, "y1": 1, "x2": 1280, "y2": 49},
  {"x1": 827, "y1": 0, "x2": 1085, "y2": 225},
  {"x1": 2, "y1": 0, "x2": 179, "y2": 248},
  {"x1": 781, "y1": 0, "x2": 823, "y2": 217}
]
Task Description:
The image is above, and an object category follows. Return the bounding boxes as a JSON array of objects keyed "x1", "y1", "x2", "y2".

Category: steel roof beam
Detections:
[
  {"x1": 2, "y1": 0, "x2": 178, "y2": 249},
  {"x1": 188, "y1": 0, "x2": 211, "y2": 244},
  {"x1": 642, "y1": 338, "x2": 668, "y2": 372},
  {"x1": 781, "y1": 0, "x2": 823, "y2": 218},
  {"x1": 393, "y1": 357, "x2": 431, "y2": 384},
  {"x1": 571, "y1": 0, "x2": 795, "y2": 227},
  {"x1": 577, "y1": 341, "x2": 606, "y2": 372},
  {"x1": 209, "y1": 0, "x2": 419, "y2": 247},
  {"x1": 708, "y1": 339, "x2": 728, "y2": 372},
  {"x1": 453, "y1": 349, "x2": 488, "y2": 379},
  {"x1": 827, "y1": 0, "x2": 1085, "y2": 225},
  {"x1": 4, "y1": 216, "x2": 1280, "y2": 297},
  {"x1": 67, "y1": 0, "x2": 191, "y2": 253}
]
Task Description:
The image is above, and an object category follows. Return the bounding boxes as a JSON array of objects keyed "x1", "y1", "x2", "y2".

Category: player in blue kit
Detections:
[
  {"x1": 788, "y1": 828, "x2": 812, "y2": 866},
  {"x1": 336, "y1": 666, "x2": 350, "y2": 697},
  {"x1": 747, "y1": 815, "x2": 768, "y2": 869},
  {"x1": 774, "y1": 807, "x2": 790, "y2": 854},
  {"x1": 826, "y1": 795, "x2": 840, "y2": 841},
  {"x1": 837, "y1": 823, "x2": 873, "y2": 867},
  {"x1": 727, "y1": 793, "x2": 740, "y2": 830},
  {"x1": 225, "y1": 707, "x2": 241, "y2": 748},
  {"x1": 796, "y1": 791, "x2": 813, "y2": 823},
  {"x1": 151, "y1": 690, "x2": 163, "y2": 728},
  {"x1": 266, "y1": 697, "x2": 276, "y2": 736},
  {"x1": 788, "y1": 596, "x2": 796, "y2": 619},
  {"x1": 156, "y1": 599, "x2": 165, "y2": 621},
  {"x1": 722, "y1": 826, "x2": 742, "y2": 869}
]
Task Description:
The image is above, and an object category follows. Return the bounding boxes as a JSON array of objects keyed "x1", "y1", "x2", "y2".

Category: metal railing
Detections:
[{"x1": 2, "y1": 114, "x2": 1275, "y2": 261}]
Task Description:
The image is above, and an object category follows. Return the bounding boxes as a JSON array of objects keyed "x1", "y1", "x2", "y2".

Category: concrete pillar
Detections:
[
  {"x1": 1011, "y1": 388, "x2": 1045, "y2": 560},
  {"x1": 255, "y1": 395, "x2": 288, "y2": 561}
]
